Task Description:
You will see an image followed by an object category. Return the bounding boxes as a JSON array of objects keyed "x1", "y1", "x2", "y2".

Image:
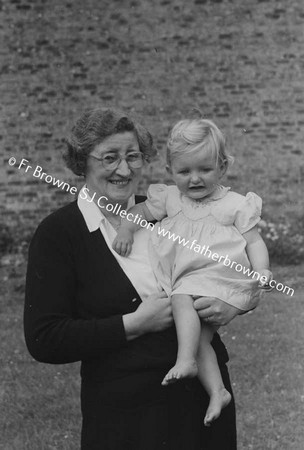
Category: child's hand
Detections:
[
  {"x1": 112, "y1": 229, "x2": 134, "y2": 257},
  {"x1": 259, "y1": 269, "x2": 273, "y2": 291}
]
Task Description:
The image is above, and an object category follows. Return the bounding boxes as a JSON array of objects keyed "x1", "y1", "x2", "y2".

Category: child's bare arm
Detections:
[
  {"x1": 243, "y1": 226, "x2": 272, "y2": 287},
  {"x1": 112, "y1": 202, "x2": 156, "y2": 256}
]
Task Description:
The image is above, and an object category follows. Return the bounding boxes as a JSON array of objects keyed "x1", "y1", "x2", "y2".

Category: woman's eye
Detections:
[
  {"x1": 103, "y1": 155, "x2": 117, "y2": 163},
  {"x1": 127, "y1": 153, "x2": 141, "y2": 162}
]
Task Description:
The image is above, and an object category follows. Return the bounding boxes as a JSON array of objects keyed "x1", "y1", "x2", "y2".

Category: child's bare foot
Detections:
[
  {"x1": 161, "y1": 360, "x2": 198, "y2": 386},
  {"x1": 204, "y1": 388, "x2": 232, "y2": 426}
]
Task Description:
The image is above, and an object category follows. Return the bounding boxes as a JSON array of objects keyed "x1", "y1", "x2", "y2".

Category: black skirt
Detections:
[{"x1": 81, "y1": 363, "x2": 237, "y2": 450}]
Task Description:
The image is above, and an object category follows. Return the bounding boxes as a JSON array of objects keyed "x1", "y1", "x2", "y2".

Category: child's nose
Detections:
[{"x1": 190, "y1": 173, "x2": 200, "y2": 183}]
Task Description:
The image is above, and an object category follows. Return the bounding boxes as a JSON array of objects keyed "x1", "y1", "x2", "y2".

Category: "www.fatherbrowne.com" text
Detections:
[
  {"x1": 79, "y1": 190, "x2": 294, "y2": 297},
  {"x1": 7, "y1": 156, "x2": 295, "y2": 298}
]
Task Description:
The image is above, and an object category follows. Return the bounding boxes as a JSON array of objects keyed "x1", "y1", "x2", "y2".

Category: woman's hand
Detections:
[
  {"x1": 112, "y1": 229, "x2": 134, "y2": 257},
  {"x1": 123, "y1": 292, "x2": 173, "y2": 340},
  {"x1": 193, "y1": 296, "x2": 242, "y2": 327},
  {"x1": 135, "y1": 292, "x2": 174, "y2": 333}
]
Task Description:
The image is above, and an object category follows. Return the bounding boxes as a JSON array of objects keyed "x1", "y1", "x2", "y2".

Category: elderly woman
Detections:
[{"x1": 24, "y1": 108, "x2": 240, "y2": 450}]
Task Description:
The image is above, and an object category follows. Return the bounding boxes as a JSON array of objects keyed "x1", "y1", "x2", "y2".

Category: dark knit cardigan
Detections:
[{"x1": 24, "y1": 198, "x2": 228, "y2": 385}]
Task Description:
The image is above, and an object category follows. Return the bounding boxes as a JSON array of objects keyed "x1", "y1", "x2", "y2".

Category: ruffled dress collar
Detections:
[
  {"x1": 182, "y1": 185, "x2": 230, "y2": 207},
  {"x1": 179, "y1": 185, "x2": 230, "y2": 220}
]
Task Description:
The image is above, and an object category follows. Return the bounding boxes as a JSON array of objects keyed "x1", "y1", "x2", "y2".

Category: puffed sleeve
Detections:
[
  {"x1": 145, "y1": 184, "x2": 169, "y2": 221},
  {"x1": 234, "y1": 192, "x2": 262, "y2": 234}
]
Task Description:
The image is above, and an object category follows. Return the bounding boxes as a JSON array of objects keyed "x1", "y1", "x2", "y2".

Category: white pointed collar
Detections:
[{"x1": 77, "y1": 185, "x2": 135, "y2": 232}]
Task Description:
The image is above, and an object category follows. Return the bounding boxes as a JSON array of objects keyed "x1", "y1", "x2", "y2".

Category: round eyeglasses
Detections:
[{"x1": 88, "y1": 152, "x2": 146, "y2": 170}]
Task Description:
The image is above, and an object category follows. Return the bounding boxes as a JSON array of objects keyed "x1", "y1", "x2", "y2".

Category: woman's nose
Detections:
[{"x1": 115, "y1": 158, "x2": 131, "y2": 176}]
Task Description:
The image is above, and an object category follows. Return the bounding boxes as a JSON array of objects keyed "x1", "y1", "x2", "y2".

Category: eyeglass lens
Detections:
[{"x1": 104, "y1": 154, "x2": 143, "y2": 169}]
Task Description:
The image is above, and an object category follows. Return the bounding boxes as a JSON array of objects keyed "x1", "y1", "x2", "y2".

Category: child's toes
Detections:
[
  {"x1": 167, "y1": 373, "x2": 175, "y2": 382},
  {"x1": 161, "y1": 374, "x2": 171, "y2": 386},
  {"x1": 204, "y1": 414, "x2": 214, "y2": 427}
]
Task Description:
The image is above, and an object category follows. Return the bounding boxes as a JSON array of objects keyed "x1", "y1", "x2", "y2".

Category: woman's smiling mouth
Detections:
[{"x1": 109, "y1": 179, "x2": 131, "y2": 186}]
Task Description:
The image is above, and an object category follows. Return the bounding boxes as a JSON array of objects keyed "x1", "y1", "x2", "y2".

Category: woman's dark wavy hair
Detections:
[{"x1": 63, "y1": 108, "x2": 157, "y2": 176}]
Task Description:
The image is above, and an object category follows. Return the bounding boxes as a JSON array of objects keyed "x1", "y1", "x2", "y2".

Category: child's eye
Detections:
[{"x1": 179, "y1": 171, "x2": 189, "y2": 175}]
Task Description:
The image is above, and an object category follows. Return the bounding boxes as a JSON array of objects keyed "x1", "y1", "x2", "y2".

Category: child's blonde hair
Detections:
[{"x1": 167, "y1": 118, "x2": 233, "y2": 169}]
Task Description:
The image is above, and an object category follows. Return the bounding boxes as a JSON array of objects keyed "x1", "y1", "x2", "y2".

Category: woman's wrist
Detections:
[{"x1": 122, "y1": 311, "x2": 146, "y2": 341}]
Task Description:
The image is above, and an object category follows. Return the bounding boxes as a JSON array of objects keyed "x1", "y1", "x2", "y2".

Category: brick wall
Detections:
[{"x1": 1, "y1": 0, "x2": 303, "y2": 231}]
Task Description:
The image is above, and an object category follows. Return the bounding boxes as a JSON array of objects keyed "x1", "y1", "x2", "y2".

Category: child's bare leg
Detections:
[
  {"x1": 162, "y1": 294, "x2": 200, "y2": 386},
  {"x1": 197, "y1": 325, "x2": 232, "y2": 426}
]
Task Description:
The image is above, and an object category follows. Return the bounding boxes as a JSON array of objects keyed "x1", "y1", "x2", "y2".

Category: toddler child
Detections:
[{"x1": 112, "y1": 118, "x2": 272, "y2": 426}]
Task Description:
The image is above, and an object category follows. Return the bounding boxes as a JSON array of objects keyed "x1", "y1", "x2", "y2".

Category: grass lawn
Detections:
[
  {"x1": 1, "y1": 259, "x2": 303, "y2": 450},
  {"x1": 225, "y1": 263, "x2": 304, "y2": 450}
]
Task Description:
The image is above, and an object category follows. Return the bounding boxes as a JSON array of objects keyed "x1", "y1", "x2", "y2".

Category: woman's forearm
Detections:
[
  {"x1": 123, "y1": 311, "x2": 146, "y2": 341},
  {"x1": 24, "y1": 309, "x2": 127, "y2": 364}
]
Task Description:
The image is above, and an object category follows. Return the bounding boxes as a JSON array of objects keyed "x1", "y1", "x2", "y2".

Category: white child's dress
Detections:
[{"x1": 145, "y1": 184, "x2": 262, "y2": 311}]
